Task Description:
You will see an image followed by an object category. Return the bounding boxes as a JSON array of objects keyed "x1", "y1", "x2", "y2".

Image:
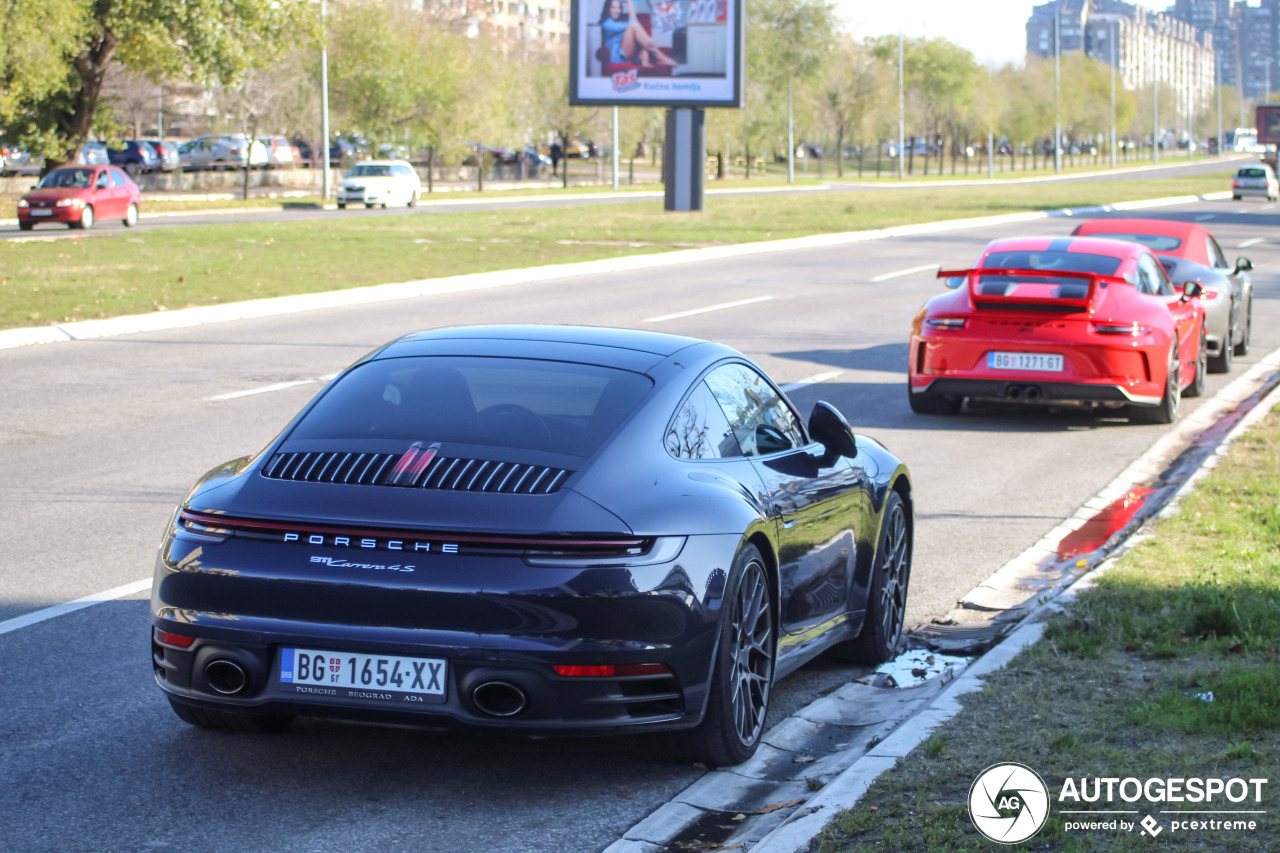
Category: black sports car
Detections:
[{"x1": 152, "y1": 326, "x2": 913, "y2": 765}]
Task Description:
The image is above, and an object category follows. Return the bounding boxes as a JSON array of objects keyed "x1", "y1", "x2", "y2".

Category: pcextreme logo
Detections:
[{"x1": 969, "y1": 763, "x2": 1051, "y2": 844}]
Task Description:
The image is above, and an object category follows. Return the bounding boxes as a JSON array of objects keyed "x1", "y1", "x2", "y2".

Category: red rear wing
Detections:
[{"x1": 938, "y1": 267, "x2": 1129, "y2": 311}]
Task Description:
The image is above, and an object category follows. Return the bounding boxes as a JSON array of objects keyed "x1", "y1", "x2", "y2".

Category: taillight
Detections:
[
  {"x1": 1093, "y1": 322, "x2": 1151, "y2": 336},
  {"x1": 924, "y1": 317, "x2": 967, "y2": 330},
  {"x1": 553, "y1": 663, "x2": 671, "y2": 677}
]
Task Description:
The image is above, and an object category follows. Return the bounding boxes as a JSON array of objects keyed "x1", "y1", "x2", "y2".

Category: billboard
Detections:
[
  {"x1": 569, "y1": 0, "x2": 744, "y2": 108},
  {"x1": 1256, "y1": 104, "x2": 1280, "y2": 146}
]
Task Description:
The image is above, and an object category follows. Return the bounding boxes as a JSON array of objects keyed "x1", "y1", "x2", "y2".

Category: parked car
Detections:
[
  {"x1": 17, "y1": 165, "x2": 141, "y2": 231},
  {"x1": 329, "y1": 138, "x2": 358, "y2": 166},
  {"x1": 290, "y1": 138, "x2": 315, "y2": 167},
  {"x1": 139, "y1": 138, "x2": 181, "y2": 172},
  {"x1": 1071, "y1": 218, "x2": 1254, "y2": 373},
  {"x1": 335, "y1": 160, "x2": 420, "y2": 208},
  {"x1": 149, "y1": 325, "x2": 913, "y2": 766},
  {"x1": 0, "y1": 144, "x2": 38, "y2": 176},
  {"x1": 1231, "y1": 163, "x2": 1279, "y2": 201},
  {"x1": 77, "y1": 142, "x2": 110, "y2": 166},
  {"x1": 178, "y1": 134, "x2": 269, "y2": 171},
  {"x1": 258, "y1": 136, "x2": 297, "y2": 169},
  {"x1": 107, "y1": 139, "x2": 161, "y2": 176},
  {"x1": 909, "y1": 235, "x2": 1206, "y2": 424}
]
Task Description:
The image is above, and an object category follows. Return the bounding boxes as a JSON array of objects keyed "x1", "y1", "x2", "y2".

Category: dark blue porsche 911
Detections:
[{"x1": 151, "y1": 325, "x2": 913, "y2": 765}]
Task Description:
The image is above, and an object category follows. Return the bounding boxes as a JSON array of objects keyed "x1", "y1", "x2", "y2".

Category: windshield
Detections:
[
  {"x1": 349, "y1": 165, "x2": 392, "y2": 177},
  {"x1": 37, "y1": 169, "x2": 94, "y2": 189},
  {"x1": 1082, "y1": 233, "x2": 1182, "y2": 252},
  {"x1": 289, "y1": 356, "x2": 653, "y2": 457},
  {"x1": 981, "y1": 251, "x2": 1122, "y2": 275}
]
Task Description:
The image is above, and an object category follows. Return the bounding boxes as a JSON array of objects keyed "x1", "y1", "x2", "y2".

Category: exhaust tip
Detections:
[
  {"x1": 1025, "y1": 386, "x2": 1043, "y2": 401},
  {"x1": 472, "y1": 681, "x2": 529, "y2": 718},
  {"x1": 205, "y1": 659, "x2": 248, "y2": 695},
  {"x1": 1007, "y1": 385, "x2": 1023, "y2": 400}
]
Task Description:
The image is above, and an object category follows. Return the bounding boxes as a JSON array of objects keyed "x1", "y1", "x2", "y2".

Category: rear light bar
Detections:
[
  {"x1": 154, "y1": 628, "x2": 195, "y2": 647},
  {"x1": 553, "y1": 663, "x2": 671, "y2": 677},
  {"x1": 1093, "y1": 322, "x2": 1151, "y2": 336},
  {"x1": 924, "y1": 317, "x2": 967, "y2": 330}
]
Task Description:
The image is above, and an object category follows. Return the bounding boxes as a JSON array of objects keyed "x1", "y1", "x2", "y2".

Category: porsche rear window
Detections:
[
  {"x1": 1082, "y1": 233, "x2": 1182, "y2": 252},
  {"x1": 981, "y1": 251, "x2": 1122, "y2": 276},
  {"x1": 289, "y1": 356, "x2": 652, "y2": 457}
]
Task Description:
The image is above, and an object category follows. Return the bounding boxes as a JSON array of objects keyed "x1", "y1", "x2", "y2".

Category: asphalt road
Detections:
[{"x1": 1, "y1": 193, "x2": 1277, "y2": 852}]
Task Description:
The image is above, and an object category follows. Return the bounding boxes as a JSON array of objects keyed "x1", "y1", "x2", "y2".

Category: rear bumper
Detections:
[
  {"x1": 911, "y1": 377, "x2": 1157, "y2": 406},
  {"x1": 151, "y1": 531, "x2": 740, "y2": 733}
]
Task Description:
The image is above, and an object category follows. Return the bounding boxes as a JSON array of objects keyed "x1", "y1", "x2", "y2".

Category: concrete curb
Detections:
[
  {"x1": 743, "y1": 354, "x2": 1280, "y2": 853},
  {"x1": 0, "y1": 190, "x2": 1233, "y2": 351}
]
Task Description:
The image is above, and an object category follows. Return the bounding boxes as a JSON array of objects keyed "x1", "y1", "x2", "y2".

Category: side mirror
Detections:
[
  {"x1": 1182, "y1": 280, "x2": 1204, "y2": 300},
  {"x1": 808, "y1": 401, "x2": 857, "y2": 465},
  {"x1": 1235, "y1": 257, "x2": 1253, "y2": 274}
]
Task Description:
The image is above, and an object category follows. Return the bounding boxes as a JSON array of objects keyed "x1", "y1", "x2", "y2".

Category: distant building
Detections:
[{"x1": 1027, "y1": 0, "x2": 1216, "y2": 120}]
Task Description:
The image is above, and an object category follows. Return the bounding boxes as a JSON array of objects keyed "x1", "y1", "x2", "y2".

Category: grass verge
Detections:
[
  {"x1": 815, "y1": 406, "x2": 1280, "y2": 852},
  {"x1": 0, "y1": 169, "x2": 1231, "y2": 330}
]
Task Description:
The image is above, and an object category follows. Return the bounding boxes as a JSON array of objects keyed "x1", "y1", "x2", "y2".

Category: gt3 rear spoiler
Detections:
[{"x1": 937, "y1": 267, "x2": 1129, "y2": 311}]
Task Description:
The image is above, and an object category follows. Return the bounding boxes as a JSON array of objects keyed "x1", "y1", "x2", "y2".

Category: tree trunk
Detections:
[
  {"x1": 561, "y1": 134, "x2": 570, "y2": 189},
  {"x1": 835, "y1": 127, "x2": 844, "y2": 178},
  {"x1": 427, "y1": 147, "x2": 435, "y2": 193},
  {"x1": 745, "y1": 145, "x2": 751, "y2": 179},
  {"x1": 55, "y1": 31, "x2": 119, "y2": 169}
]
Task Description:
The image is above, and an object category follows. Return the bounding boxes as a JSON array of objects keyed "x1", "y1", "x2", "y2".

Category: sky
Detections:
[{"x1": 835, "y1": 1, "x2": 1176, "y2": 69}]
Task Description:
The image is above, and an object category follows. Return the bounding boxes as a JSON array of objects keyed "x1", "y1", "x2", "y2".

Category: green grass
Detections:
[
  {"x1": 815, "y1": 407, "x2": 1280, "y2": 852},
  {"x1": 0, "y1": 168, "x2": 1232, "y2": 330}
]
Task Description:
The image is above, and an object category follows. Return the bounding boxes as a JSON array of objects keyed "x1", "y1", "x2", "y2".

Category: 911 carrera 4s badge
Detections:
[{"x1": 310, "y1": 556, "x2": 415, "y2": 572}]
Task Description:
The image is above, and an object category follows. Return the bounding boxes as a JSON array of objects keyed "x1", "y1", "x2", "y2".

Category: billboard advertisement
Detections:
[
  {"x1": 1256, "y1": 104, "x2": 1280, "y2": 146},
  {"x1": 569, "y1": 0, "x2": 744, "y2": 108}
]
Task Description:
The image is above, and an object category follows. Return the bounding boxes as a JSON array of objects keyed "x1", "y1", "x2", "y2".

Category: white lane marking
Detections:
[
  {"x1": 206, "y1": 372, "x2": 339, "y2": 402},
  {"x1": 1195, "y1": 214, "x2": 1214, "y2": 221},
  {"x1": 1264, "y1": 204, "x2": 1277, "y2": 211},
  {"x1": 781, "y1": 371, "x2": 843, "y2": 393},
  {"x1": 1238, "y1": 237, "x2": 1265, "y2": 248},
  {"x1": 0, "y1": 578, "x2": 152, "y2": 636},
  {"x1": 644, "y1": 295, "x2": 773, "y2": 323},
  {"x1": 870, "y1": 264, "x2": 938, "y2": 283}
]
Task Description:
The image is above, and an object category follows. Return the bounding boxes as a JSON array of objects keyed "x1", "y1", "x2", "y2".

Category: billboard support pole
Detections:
[{"x1": 663, "y1": 108, "x2": 705, "y2": 211}]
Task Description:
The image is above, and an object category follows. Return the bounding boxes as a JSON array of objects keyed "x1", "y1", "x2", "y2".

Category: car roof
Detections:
[
  {"x1": 1071, "y1": 218, "x2": 1206, "y2": 241},
  {"x1": 982, "y1": 235, "x2": 1149, "y2": 260},
  {"x1": 373, "y1": 325, "x2": 709, "y2": 373}
]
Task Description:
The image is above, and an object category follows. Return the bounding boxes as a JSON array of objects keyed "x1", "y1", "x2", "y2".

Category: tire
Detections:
[
  {"x1": 666, "y1": 544, "x2": 773, "y2": 766},
  {"x1": 124, "y1": 161, "x2": 140, "y2": 177},
  {"x1": 123, "y1": 203, "x2": 138, "y2": 228},
  {"x1": 1131, "y1": 343, "x2": 1179, "y2": 424},
  {"x1": 836, "y1": 491, "x2": 911, "y2": 665},
  {"x1": 1185, "y1": 329, "x2": 1206, "y2": 397},
  {"x1": 365, "y1": 203, "x2": 376, "y2": 209},
  {"x1": 1232, "y1": 195, "x2": 1241, "y2": 201},
  {"x1": 906, "y1": 384, "x2": 962, "y2": 415},
  {"x1": 1234, "y1": 297, "x2": 1252, "y2": 356},
  {"x1": 408, "y1": 192, "x2": 418, "y2": 208},
  {"x1": 337, "y1": 203, "x2": 346, "y2": 209},
  {"x1": 72, "y1": 204, "x2": 94, "y2": 230},
  {"x1": 18, "y1": 221, "x2": 33, "y2": 231},
  {"x1": 167, "y1": 697, "x2": 294, "y2": 734}
]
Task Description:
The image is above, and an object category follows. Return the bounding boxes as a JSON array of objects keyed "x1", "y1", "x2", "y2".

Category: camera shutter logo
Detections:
[{"x1": 968, "y1": 763, "x2": 1051, "y2": 844}]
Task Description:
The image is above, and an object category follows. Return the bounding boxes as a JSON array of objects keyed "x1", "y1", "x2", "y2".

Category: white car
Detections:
[
  {"x1": 258, "y1": 136, "x2": 296, "y2": 169},
  {"x1": 336, "y1": 160, "x2": 421, "y2": 209},
  {"x1": 179, "y1": 134, "x2": 269, "y2": 171},
  {"x1": 1231, "y1": 163, "x2": 1279, "y2": 201}
]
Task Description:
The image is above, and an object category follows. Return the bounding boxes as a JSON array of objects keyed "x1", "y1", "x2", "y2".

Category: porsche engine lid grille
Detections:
[{"x1": 262, "y1": 450, "x2": 571, "y2": 494}]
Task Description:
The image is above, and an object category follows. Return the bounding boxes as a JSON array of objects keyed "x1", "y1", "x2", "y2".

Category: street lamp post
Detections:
[
  {"x1": 1054, "y1": 0, "x2": 1061, "y2": 174},
  {"x1": 1110, "y1": 20, "x2": 1116, "y2": 169},
  {"x1": 787, "y1": 79, "x2": 795, "y2": 185},
  {"x1": 320, "y1": 0, "x2": 331, "y2": 201},
  {"x1": 897, "y1": 28, "x2": 904, "y2": 180},
  {"x1": 1154, "y1": 79, "x2": 1159, "y2": 165}
]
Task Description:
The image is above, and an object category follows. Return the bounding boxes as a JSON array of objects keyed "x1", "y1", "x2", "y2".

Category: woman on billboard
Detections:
[{"x1": 599, "y1": 0, "x2": 679, "y2": 69}]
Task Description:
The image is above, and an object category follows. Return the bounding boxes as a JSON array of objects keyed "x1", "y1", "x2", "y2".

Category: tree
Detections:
[
  {"x1": 818, "y1": 36, "x2": 892, "y2": 177},
  {"x1": 530, "y1": 60, "x2": 600, "y2": 189},
  {"x1": 0, "y1": 0, "x2": 317, "y2": 166}
]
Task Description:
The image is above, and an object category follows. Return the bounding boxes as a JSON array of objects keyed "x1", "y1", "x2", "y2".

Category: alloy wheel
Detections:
[
  {"x1": 728, "y1": 562, "x2": 773, "y2": 747},
  {"x1": 876, "y1": 501, "x2": 909, "y2": 647}
]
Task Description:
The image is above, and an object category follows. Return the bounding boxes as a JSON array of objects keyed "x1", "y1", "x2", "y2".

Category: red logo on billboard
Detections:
[{"x1": 612, "y1": 69, "x2": 640, "y2": 93}]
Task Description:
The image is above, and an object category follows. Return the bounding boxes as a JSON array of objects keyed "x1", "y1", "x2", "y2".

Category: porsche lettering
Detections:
[{"x1": 284, "y1": 532, "x2": 459, "y2": 554}]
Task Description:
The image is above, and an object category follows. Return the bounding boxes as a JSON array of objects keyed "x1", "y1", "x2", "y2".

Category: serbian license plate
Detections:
[
  {"x1": 987, "y1": 352, "x2": 1064, "y2": 372},
  {"x1": 30, "y1": 209, "x2": 53, "y2": 216},
  {"x1": 279, "y1": 647, "x2": 447, "y2": 704}
]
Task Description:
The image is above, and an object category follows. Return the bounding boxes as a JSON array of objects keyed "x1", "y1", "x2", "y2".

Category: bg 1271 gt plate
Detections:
[
  {"x1": 987, "y1": 352, "x2": 1064, "y2": 372},
  {"x1": 279, "y1": 647, "x2": 447, "y2": 704}
]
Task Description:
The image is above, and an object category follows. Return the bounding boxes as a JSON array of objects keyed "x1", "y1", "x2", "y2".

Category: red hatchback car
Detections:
[
  {"x1": 909, "y1": 236, "x2": 1206, "y2": 424},
  {"x1": 17, "y1": 165, "x2": 141, "y2": 231}
]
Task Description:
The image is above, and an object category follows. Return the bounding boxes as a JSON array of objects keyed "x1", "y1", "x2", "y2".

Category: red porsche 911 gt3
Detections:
[{"x1": 908, "y1": 236, "x2": 1206, "y2": 424}]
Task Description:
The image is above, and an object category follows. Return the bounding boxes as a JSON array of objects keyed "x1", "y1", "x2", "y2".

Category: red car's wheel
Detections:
[
  {"x1": 1186, "y1": 328, "x2": 1207, "y2": 397},
  {"x1": 1132, "y1": 344, "x2": 1179, "y2": 424}
]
